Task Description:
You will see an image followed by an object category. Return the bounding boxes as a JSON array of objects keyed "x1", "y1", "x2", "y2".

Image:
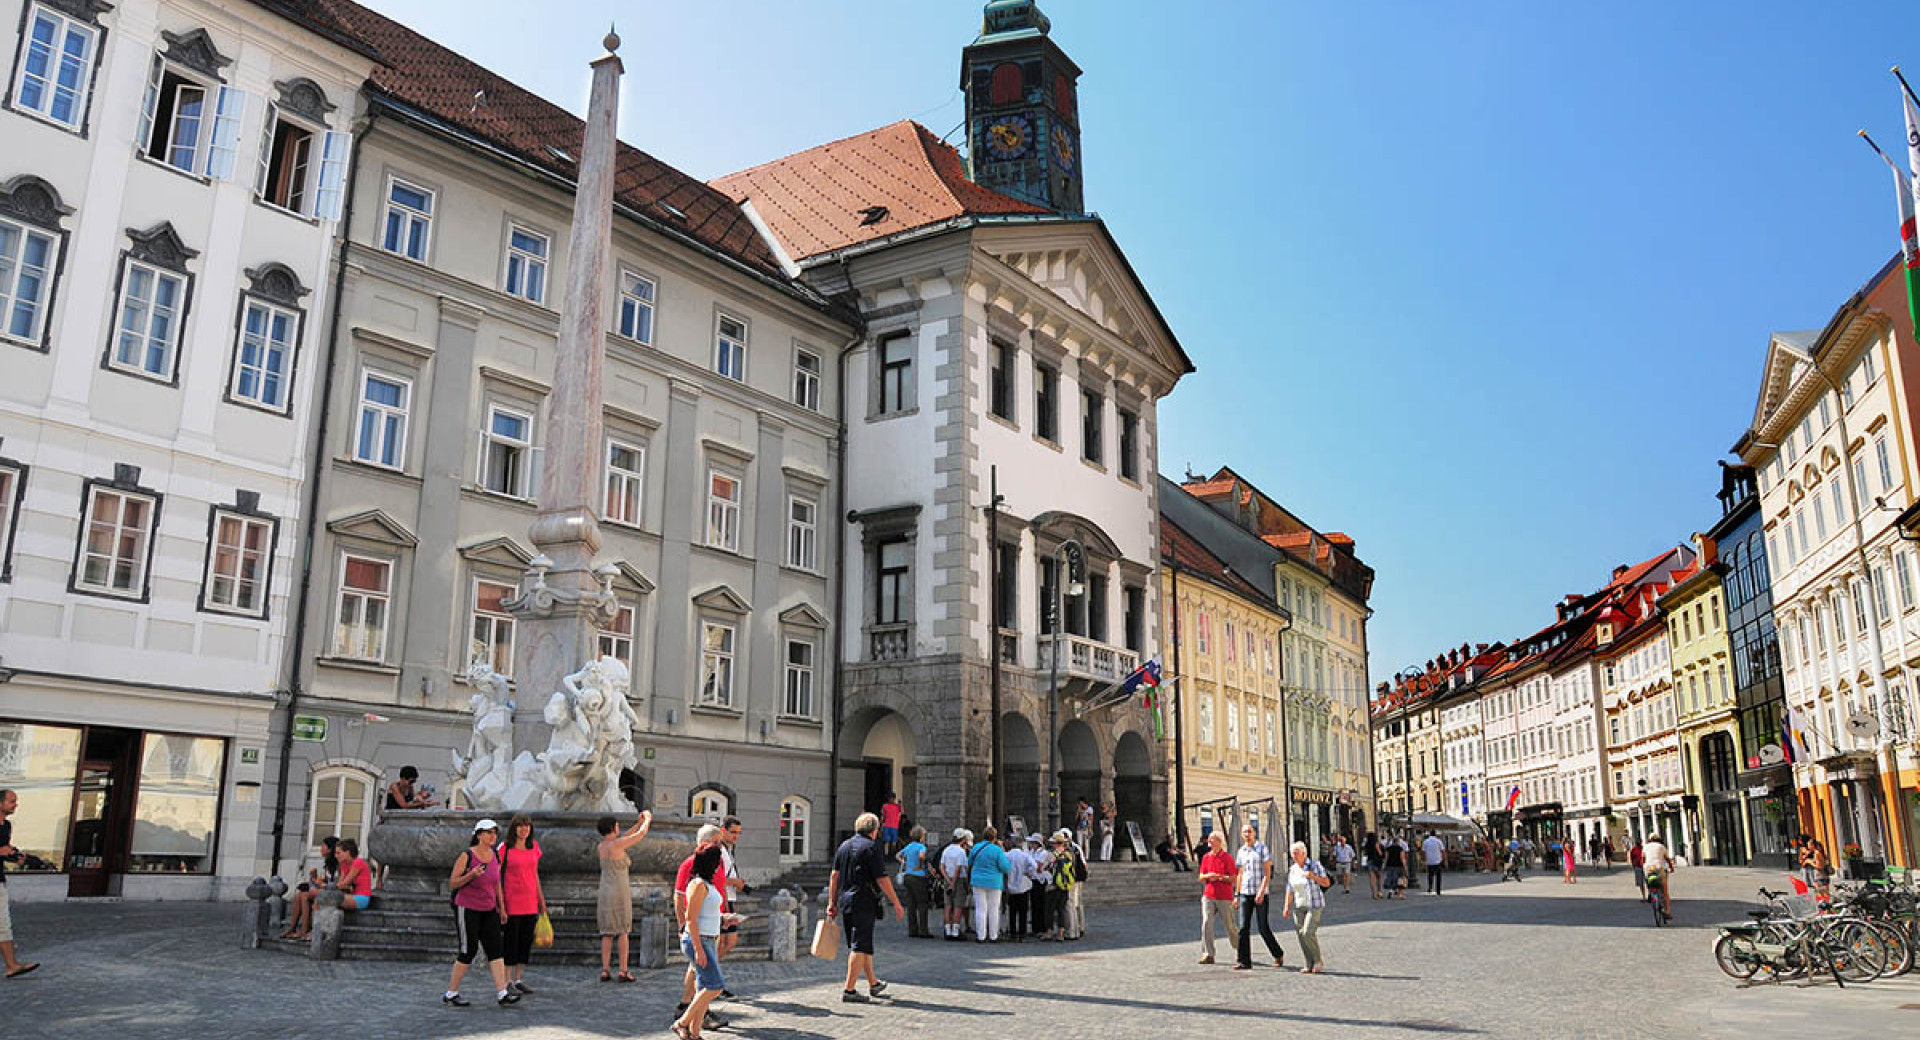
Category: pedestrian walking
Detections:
[
  {"x1": 1364, "y1": 832, "x2": 1384, "y2": 899},
  {"x1": 1333, "y1": 835, "x2": 1354, "y2": 893},
  {"x1": 895, "y1": 826, "x2": 932, "y2": 938},
  {"x1": 597, "y1": 811, "x2": 651, "y2": 984},
  {"x1": 968, "y1": 825, "x2": 1012, "y2": 941},
  {"x1": 671, "y1": 841, "x2": 730, "y2": 1039},
  {"x1": 1005, "y1": 832, "x2": 1034, "y2": 940},
  {"x1": 1561, "y1": 836, "x2": 1578, "y2": 885},
  {"x1": 673, "y1": 824, "x2": 726, "y2": 1029},
  {"x1": 443, "y1": 819, "x2": 519, "y2": 1007},
  {"x1": 1195, "y1": 831, "x2": 1239, "y2": 964},
  {"x1": 827, "y1": 812, "x2": 906, "y2": 1004},
  {"x1": 717, "y1": 815, "x2": 746, "y2": 980},
  {"x1": 1421, "y1": 831, "x2": 1445, "y2": 896},
  {"x1": 940, "y1": 829, "x2": 972, "y2": 940},
  {"x1": 499, "y1": 815, "x2": 545, "y2": 995},
  {"x1": 1629, "y1": 837, "x2": 1647, "y2": 900},
  {"x1": 1233, "y1": 824, "x2": 1286, "y2": 970},
  {"x1": 1281, "y1": 840, "x2": 1332, "y2": 973},
  {"x1": 0, "y1": 789, "x2": 38, "y2": 979},
  {"x1": 1381, "y1": 832, "x2": 1405, "y2": 898}
]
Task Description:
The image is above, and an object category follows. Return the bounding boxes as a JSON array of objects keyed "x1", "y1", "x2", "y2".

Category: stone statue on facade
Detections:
[{"x1": 450, "y1": 660, "x2": 515, "y2": 809}]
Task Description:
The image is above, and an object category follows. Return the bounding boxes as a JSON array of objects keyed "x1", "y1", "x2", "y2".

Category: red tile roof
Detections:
[
  {"x1": 1161, "y1": 517, "x2": 1269, "y2": 604},
  {"x1": 306, "y1": 0, "x2": 791, "y2": 281},
  {"x1": 710, "y1": 120, "x2": 1050, "y2": 262}
]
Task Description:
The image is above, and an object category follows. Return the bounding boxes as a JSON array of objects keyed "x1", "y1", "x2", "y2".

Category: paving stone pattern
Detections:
[{"x1": 6, "y1": 863, "x2": 1919, "y2": 1038}]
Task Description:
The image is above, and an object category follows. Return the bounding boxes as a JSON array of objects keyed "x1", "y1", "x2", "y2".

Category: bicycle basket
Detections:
[{"x1": 1779, "y1": 894, "x2": 1822, "y2": 921}]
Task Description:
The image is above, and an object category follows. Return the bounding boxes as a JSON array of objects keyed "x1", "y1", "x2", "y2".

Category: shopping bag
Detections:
[
  {"x1": 532, "y1": 912, "x2": 554, "y2": 949},
  {"x1": 810, "y1": 917, "x2": 841, "y2": 960}
]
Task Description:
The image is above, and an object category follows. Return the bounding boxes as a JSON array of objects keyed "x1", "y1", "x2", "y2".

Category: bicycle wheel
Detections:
[
  {"x1": 1872, "y1": 920, "x2": 1913, "y2": 977},
  {"x1": 1822, "y1": 919, "x2": 1889, "y2": 982},
  {"x1": 1713, "y1": 933, "x2": 1762, "y2": 979}
]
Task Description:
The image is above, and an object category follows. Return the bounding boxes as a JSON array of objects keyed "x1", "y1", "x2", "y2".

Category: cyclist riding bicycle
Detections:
[{"x1": 1642, "y1": 834, "x2": 1676, "y2": 920}]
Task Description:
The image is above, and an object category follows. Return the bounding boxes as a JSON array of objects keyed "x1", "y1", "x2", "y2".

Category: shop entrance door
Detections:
[{"x1": 66, "y1": 727, "x2": 137, "y2": 898}]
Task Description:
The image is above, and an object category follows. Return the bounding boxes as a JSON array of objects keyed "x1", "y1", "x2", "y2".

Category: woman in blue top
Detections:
[
  {"x1": 895, "y1": 826, "x2": 931, "y2": 938},
  {"x1": 967, "y1": 826, "x2": 1013, "y2": 942}
]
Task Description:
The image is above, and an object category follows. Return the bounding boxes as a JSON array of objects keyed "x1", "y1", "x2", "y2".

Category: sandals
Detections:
[
  {"x1": 616, "y1": 971, "x2": 636, "y2": 983},
  {"x1": 5, "y1": 964, "x2": 38, "y2": 979},
  {"x1": 600, "y1": 970, "x2": 612, "y2": 982},
  {"x1": 671, "y1": 1023, "x2": 694, "y2": 1040}
]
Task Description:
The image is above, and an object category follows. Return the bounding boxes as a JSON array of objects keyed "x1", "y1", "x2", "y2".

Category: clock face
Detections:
[
  {"x1": 985, "y1": 114, "x2": 1033, "y2": 160},
  {"x1": 1051, "y1": 124, "x2": 1076, "y2": 173}
]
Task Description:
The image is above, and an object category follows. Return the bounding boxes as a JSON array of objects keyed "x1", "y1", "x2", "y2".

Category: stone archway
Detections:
[
  {"x1": 843, "y1": 706, "x2": 920, "y2": 828},
  {"x1": 1002, "y1": 712, "x2": 1043, "y2": 835},
  {"x1": 1112, "y1": 730, "x2": 1153, "y2": 858},
  {"x1": 1056, "y1": 718, "x2": 1102, "y2": 833}
]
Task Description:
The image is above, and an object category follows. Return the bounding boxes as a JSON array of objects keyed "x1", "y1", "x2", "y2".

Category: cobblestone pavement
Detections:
[{"x1": 6, "y1": 864, "x2": 1918, "y2": 1039}]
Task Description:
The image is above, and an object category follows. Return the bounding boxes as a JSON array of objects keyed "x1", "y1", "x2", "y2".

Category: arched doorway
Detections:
[
  {"x1": 1002, "y1": 712, "x2": 1042, "y2": 836},
  {"x1": 1056, "y1": 718, "x2": 1101, "y2": 835},
  {"x1": 1112, "y1": 731, "x2": 1153, "y2": 858},
  {"x1": 845, "y1": 707, "x2": 919, "y2": 831}
]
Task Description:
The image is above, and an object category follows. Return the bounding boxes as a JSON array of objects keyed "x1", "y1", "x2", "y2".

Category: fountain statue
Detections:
[{"x1": 449, "y1": 660, "x2": 516, "y2": 809}]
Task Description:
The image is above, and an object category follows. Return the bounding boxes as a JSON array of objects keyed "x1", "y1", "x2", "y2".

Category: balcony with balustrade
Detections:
[{"x1": 1037, "y1": 631, "x2": 1140, "y2": 696}]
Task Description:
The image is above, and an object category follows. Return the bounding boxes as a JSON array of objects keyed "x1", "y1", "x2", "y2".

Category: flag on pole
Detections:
[
  {"x1": 1504, "y1": 786, "x2": 1522, "y2": 813},
  {"x1": 1779, "y1": 706, "x2": 1798, "y2": 764},
  {"x1": 1118, "y1": 659, "x2": 1165, "y2": 739},
  {"x1": 1893, "y1": 73, "x2": 1920, "y2": 339}
]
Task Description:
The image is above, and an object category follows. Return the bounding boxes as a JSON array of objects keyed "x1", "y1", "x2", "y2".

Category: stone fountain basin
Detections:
[{"x1": 369, "y1": 809, "x2": 700, "y2": 900}]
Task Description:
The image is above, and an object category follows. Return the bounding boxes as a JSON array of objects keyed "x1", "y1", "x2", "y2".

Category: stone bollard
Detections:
[
  {"x1": 267, "y1": 876, "x2": 289, "y2": 928},
  {"x1": 635, "y1": 889, "x2": 669, "y2": 970},
  {"x1": 792, "y1": 884, "x2": 812, "y2": 940},
  {"x1": 309, "y1": 887, "x2": 345, "y2": 960},
  {"x1": 241, "y1": 877, "x2": 271, "y2": 949},
  {"x1": 768, "y1": 888, "x2": 797, "y2": 962}
]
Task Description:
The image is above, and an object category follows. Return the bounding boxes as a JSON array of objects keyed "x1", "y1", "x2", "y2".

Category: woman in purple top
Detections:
[{"x1": 443, "y1": 818, "x2": 520, "y2": 1007}]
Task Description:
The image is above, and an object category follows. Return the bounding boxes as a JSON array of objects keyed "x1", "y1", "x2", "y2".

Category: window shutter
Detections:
[
  {"x1": 254, "y1": 102, "x2": 278, "y2": 196},
  {"x1": 315, "y1": 130, "x2": 352, "y2": 220},
  {"x1": 204, "y1": 86, "x2": 248, "y2": 180},
  {"x1": 136, "y1": 52, "x2": 163, "y2": 151}
]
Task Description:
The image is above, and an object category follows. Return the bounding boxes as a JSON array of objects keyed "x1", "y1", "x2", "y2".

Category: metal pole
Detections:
[
  {"x1": 988, "y1": 466, "x2": 1003, "y2": 829},
  {"x1": 1047, "y1": 544, "x2": 1061, "y2": 834},
  {"x1": 1171, "y1": 565, "x2": 1188, "y2": 853}
]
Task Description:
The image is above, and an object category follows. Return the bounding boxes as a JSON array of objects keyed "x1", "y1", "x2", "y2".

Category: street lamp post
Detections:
[
  {"x1": 1046, "y1": 538, "x2": 1086, "y2": 835},
  {"x1": 1396, "y1": 666, "x2": 1423, "y2": 833}
]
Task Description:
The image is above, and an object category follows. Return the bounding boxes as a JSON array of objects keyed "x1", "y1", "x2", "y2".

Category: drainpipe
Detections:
[
  {"x1": 829, "y1": 325, "x2": 866, "y2": 847},
  {"x1": 270, "y1": 109, "x2": 375, "y2": 876}
]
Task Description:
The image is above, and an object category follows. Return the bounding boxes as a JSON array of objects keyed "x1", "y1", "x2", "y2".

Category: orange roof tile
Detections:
[
  {"x1": 710, "y1": 120, "x2": 1049, "y2": 261},
  {"x1": 1160, "y1": 517, "x2": 1269, "y2": 604}
]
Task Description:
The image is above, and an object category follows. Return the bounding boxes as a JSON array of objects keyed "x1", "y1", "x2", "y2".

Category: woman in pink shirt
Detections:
[
  {"x1": 500, "y1": 814, "x2": 546, "y2": 995},
  {"x1": 334, "y1": 838, "x2": 373, "y2": 909}
]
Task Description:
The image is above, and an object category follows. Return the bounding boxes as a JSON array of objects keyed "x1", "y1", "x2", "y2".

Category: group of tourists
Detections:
[
  {"x1": 892, "y1": 822, "x2": 1092, "y2": 943},
  {"x1": 1349, "y1": 831, "x2": 1447, "y2": 898},
  {"x1": 1194, "y1": 825, "x2": 1332, "y2": 972}
]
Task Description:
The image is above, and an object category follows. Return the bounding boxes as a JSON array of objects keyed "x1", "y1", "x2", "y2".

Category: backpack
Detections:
[{"x1": 1055, "y1": 849, "x2": 1081, "y2": 891}]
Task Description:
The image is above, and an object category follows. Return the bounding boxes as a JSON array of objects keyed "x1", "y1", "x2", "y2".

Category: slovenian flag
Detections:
[{"x1": 1120, "y1": 659, "x2": 1165, "y2": 739}]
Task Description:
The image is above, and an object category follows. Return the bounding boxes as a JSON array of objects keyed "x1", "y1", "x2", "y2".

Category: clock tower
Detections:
[{"x1": 962, "y1": 0, "x2": 1084, "y2": 213}]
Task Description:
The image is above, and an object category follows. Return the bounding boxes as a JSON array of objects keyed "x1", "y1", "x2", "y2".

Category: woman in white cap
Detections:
[{"x1": 444, "y1": 818, "x2": 518, "y2": 1007}]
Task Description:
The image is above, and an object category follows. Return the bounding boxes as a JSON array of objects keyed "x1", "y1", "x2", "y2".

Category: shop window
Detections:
[
  {"x1": 129, "y1": 733, "x2": 225, "y2": 873},
  {"x1": 0, "y1": 722, "x2": 82, "y2": 870},
  {"x1": 306, "y1": 766, "x2": 374, "y2": 853}
]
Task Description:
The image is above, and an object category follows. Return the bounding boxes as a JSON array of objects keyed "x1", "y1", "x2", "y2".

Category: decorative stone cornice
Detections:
[
  {"x1": 243, "y1": 263, "x2": 308, "y2": 307},
  {"x1": 0, "y1": 175, "x2": 72, "y2": 229},
  {"x1": 274, "y1": 77, "x2": 337, "y2": 124},
  {"x1": 125, "y1": 222, "x2": 197, "y2": 272},
  {"x1": 160, "y1": 27, "x2": 232, "y2": 81}
]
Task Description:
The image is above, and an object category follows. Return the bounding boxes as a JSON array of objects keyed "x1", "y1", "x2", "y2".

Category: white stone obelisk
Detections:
[{"x1": 506, "y1": 33, "x2": 625, "y2": 754}]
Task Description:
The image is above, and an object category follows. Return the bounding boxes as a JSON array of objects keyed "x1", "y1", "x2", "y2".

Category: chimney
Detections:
[{"x1": 1613, "y1": 563, "x2": 1630, "y2": 578}]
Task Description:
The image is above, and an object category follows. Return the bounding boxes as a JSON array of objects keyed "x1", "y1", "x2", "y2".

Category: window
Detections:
[
  {"x1": 598, "y1": 604, "x2": 634, "y2": 667},
  {"x1": 604, "y1": 440, "x2": 645, "y2": 526},
  {"x1": 1901, "y1": 552, "x2": 1916, "y2": 611},
  {"x1": 784, "y1": 638, "x2": 816, "y2": 717},
  {"x1": 12, "y1": 5, "x2": 97, "y2": 129},
  {"x1": 480, "y1": 405, "x2": 533, "y2": 497},
  {"x1": 1196, "y1": 610, "x2": 1210, "y2": 654},
  {"x1": 700, "y1": 621, "x2": 736, "y2": 706},
  {"x1": 257, "y1": 106, "x2": 350, "y2": 217},
  {"x1": 470, "y1": 579, "x2": 516, "y2": 676},
  {"x1": 715, "y1": 314, "x2": 747, "y2": 381},
  {"x1": 381, "y1": 178, "x2": 432, "y2": 260},
  {"x1": 1266, "y1": 711, "x2": 1277, "y2": 755},
  {"x1": 617, "y1": 269, "x2": 655, "y2": 343},
  {"x1": 306, "y1": 767, "x2": 375, "y2": 852},
  {"x1": 332, "y1": 554, "x2": 390, "y2": 660},
  {"x1": 203, "y1": 511, "x2": 272, "y2": 615},
  {"x1": 129, "y1": 733, "x2": 225, "y2": 873},
  {"x1": 230, "y1": 299, "x2": 297, "y2": 410},
  {"x1": 1118, "y1": 408, "x2": 1139, "y2": 481},
  {"x1": 1081, "y1": 388, "x2": 1103, "y2": 464},
  {"x1": 111, "y1": 260, "x2": 187, "y2": 380},
  {"x1": 1863, "y1": 347, "x2": 1880, "y2": 386},
  {"x1": 1225, "y1": 621, "x2": 1238, "y2": 663},
  {"x1": 706, "y1": 470, "x2": 741, "y2": 551},
  {"x1": 1878, "y1": 437, "x2": 1895, "y2": 496},
  {"x1": 0, "y1": 462, "x2": 20, "y2": 578},
  {"x1": 1247, "y1": 705, "x2": 1261, "y2": 755},
  {"x1": 990, "y1": 341, "x2": 1014, "y2": 420},
  {"x1": 0, "y1": 217, "x2": 56, "y2": 346},
  {"x1": 1813, "y1": 494, "x2": 1828, "y2": 541},
  {"x1": 502, "y1": 224, "x2": 549, "y2": 302},
  {"x1": 787, "y1": 495, "x2": 818, "y2": 570},
  {"x1": 1123, "y1": 585, "x2": 1144, "y2": 653},
  {"x1": 878, "y1": 334, "x2": 912, "y2": 414},
  {"x1": 354, "y1": 372, "x2": 409, "y2": 468},
  {"x1": 1198, "y1": 695, "x2": 1214, "y2": 744},
  {"x1": 137, "y1": 59, "x2": 245, "y2": 178},
  {"x1": 1226, "y1": 701, "x2": 1239, "y2": 749},
  {"x1": 778, "y1": 797, "x2": 810, "y2": 860},
  {"x1": 877, "y1": 539, "x2": 910, "y2": 624},
  {"x1": 793, "y1": 348, "x2": 821, "y2": 411},
  {"x1": 1035, "y1": 362, "x2": 1058, "y2": 441},
  {"x1": 75, "y1": 485, "x2": 156, "y2": 597},
  {"x1": 690, "y1": 787, "x2": 731, "y2": 821},
  {"x1": 1854, "y1": 456, "x2": 1872, "y2": 512},
  {"x1": 1829, "y1": 481, "x2": 1845, "y2": 531},
  {"x1": 1874, "y1": 566, "x2": 1892, "y2": 621}
]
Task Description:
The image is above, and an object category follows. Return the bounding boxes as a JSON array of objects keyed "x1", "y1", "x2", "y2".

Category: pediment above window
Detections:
[
  {"x1": 160, "y1": 27, "x2": 232, "y2": 80},
  {"x1": 126, "y1": 222, "x2": 198, "y2": 272},
  {"x1": 326, "y1": 508, "x2": 417, "y2": 547},
  {"x1": 0, "y1": 175, "x2": 73, "y2": 230},
  {"x1": 693, "y1": 584, "x2": 751, "y2": 615},
  {"x1": 779, "y1": 603, "x2": 829, "y2": 629},
  {"x1": 604, "y1": 559, "x2": 655, "y2": 595},
  {"x1": 457, "y1": 535, "x2": 535, "y2": 569},
  {"x1": 244, "y1": 263, "x2": 309, "y2": 307},
  {"x1": 274, "y1": 77, "x2": 336, "y2": 123},
  {"x1": 42, "y1": 0, "x2": 114, "y2": 26}
]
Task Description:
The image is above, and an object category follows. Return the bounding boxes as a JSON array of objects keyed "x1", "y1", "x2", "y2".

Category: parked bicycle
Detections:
[{"x1": 1712, "y1": 886, "x2": 1889, "y2": 986}]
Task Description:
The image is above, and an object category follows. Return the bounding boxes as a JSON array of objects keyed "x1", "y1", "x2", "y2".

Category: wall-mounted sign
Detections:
[
  {"x1": 291, "y1": 715, "x2": 328, "y2": 742},
  {"x1": 240, "y1": 747, "x2": 261, "y2": 765}
]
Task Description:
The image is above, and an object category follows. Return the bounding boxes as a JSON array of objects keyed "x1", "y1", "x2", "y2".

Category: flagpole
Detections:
[
  {"x1": 1895, "y1": 65, "x2": 1920, "y2": 110},
  {"x1": 1860, "y1": 128, "x2": 1897, "y2": 168}
]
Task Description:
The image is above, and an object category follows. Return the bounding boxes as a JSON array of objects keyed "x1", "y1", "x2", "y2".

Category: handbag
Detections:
[
  {"x1": 532, "y1": 911, "x2": 554, "y2": 948},
  {"x1": 810, "y1": 916, "x2": 842, "y2": 960}
]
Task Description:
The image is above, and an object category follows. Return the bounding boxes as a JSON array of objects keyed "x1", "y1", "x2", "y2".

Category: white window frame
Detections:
[
  {"x1": 778, "y1": 796, "x2": 810, "y2": 862},
  {"x1": 1198, "y1": 695, "x2": 1214, "y2": 745},
  {"x1": 109, "y1": 259, "x2": 187, "y2": 381},
  {"x1": 136, "y1": 56, "x2": 245, "y2": 180},
  {"x1": 332, "y1": 552, "x2": 392, "y2": 660},
  {"x1": 230, "y1": 297, "x2": 298, "y2": 411},
  {"x1": 700, "y1": 621, "x2": 737, "y2": 707},
  {"x1": 0, "y1": 216, "x2": 58, "y2": 347},
  {"x1": 75, "y1": 484, "x2": 156, "y2": 597},
  {"x1": 306, "y1": 766, "x2": 376, "y2": 854},
  {"x1": 380, "y1": 176, "x2": 434, "y2": 261},
  {"x1": 0, "y1": 463, "x2": 20, "y2": 578},
  {"x1": 715, "y1": 313, "x2": 747, "y2": 382},
  {"x1": 202, "y1": 510, "x2": 273, "y2": 617},
  {"x1": 11, "y1": 4, "x2": 98, "y2": 130},
  {"x1": 617, "y1": 268, "x2": 655, "y2": 344},
  {"x1": 597, "y1": 603, "x2": 636, "y2": 669},
  {"x1": 783, "y1": 636, "x2": 816, "y2": 719},
  {"x1": 503, "y1": 223, "x2": 549, "y2": 303},
  {"x1": 603, "y1": 438, "x2": 646, "y2": 527},
  {"x1": 469, "y1": 577, "x2": 517, "y2": 677},
  {"x1": 479, "y1": 403, "x2": 534, "y2": 499},
  {"x1": 690, "y1": 788, "x2": 730, "y2": 821},
  {"x1": 706, "y1": 469, "x2": 741, "y2": 551},
  {"x1": 353, "y1": 370, "x2": 410, "y2": 469},
  {"x1": 786, "y1": 494, "x2": 818, "y2": 571},
  {"x1": 793, "y1": 347, "x2": 822, "y2": 411}
]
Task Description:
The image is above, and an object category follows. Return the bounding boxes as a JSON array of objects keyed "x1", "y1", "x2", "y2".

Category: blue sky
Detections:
[{"x1": 362, "y1": 0, "x2": 1920, "y2": 696}]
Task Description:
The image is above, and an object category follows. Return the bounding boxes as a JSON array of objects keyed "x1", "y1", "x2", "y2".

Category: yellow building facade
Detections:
[{"x1": 1659, "y1": 545, "x2": 1749, "y2": 865}]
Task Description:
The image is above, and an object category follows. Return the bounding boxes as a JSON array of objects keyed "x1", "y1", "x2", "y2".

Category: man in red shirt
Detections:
[
  {"x1": 880, "y1": 792, "x2": 903, "y2": 853},
  {"x1": 1196, "y1": 831, "x2": 1239, "y2": 964},
  {"x1": 674, "y1": 824, "x2": 726, "y2": 1029}
]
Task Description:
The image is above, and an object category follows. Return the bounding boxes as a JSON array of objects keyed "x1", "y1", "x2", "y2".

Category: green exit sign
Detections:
[{"x1": 292, "y1": 715, "x2": 328, "y2": 742}]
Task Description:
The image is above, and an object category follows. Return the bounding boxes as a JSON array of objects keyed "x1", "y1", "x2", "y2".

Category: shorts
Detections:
[
  {"x1": 454, "y1": 905, "x2": 503, "y2": 965},
  {"x1": 0, "y1": 885, "x2": 12, "y2": 943},
  {"x1": 841, "y1": 911, "x2": 877, "y2": 954},
  {"x1": 681, "y1": 933, "x2": 726, "y2": 992},
  {"x1": 344, "y1": 894, "x2": 370, "y2": 910},
  {"x1": 881, "y1": 826, "x2": 899, "y2": 844}
]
